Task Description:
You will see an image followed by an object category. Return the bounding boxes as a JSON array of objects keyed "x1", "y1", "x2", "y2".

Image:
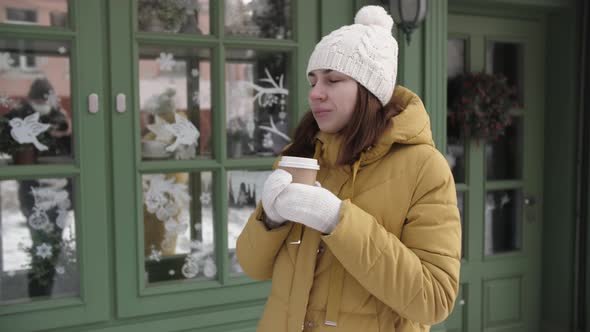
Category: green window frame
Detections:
[
  {"x1": 0, "y1": 1, "x2": 110, "y2": 330},
  {"x1": 110, "y1": 0, "x2": 319, "y2": 319}
]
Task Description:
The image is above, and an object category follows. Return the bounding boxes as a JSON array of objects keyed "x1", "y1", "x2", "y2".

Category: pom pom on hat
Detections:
[{"x1": 354, "y1": 5, "x2": 394, "y2": 31}]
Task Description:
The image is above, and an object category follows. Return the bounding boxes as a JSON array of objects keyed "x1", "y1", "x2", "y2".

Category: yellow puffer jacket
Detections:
[{"x1": 237, "y1": 86, "x2": 461, "y2": 332}]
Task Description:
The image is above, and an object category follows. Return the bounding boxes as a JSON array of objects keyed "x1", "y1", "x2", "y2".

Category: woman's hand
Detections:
[
  {"x1": 261, "y1": 169, "x2": 293, "y2": 227},
  {"x1": 275, "y1": 183, "x2": 342, "y2": 234}
]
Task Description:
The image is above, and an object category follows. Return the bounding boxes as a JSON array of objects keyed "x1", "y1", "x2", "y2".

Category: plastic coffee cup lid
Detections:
[{"x1": 278, "y1": 156, "x2": 320, "y2": 170}]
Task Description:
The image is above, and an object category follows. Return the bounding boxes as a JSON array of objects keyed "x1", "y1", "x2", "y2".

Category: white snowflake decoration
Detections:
[
  {"x1": 57, "y1": 46, "x2": 67, "y2": 54},
  {"x1": 161, "y1": 236, "x2": 176, "y2": 252},
  {"x1": 42, "y1": 221, "x2": 55, "y2": 233},
  {"x1": 203, "y1": 258, "x2": 216, "y2": 278},
  {"x1": 262, "y1": 132, "x2": 274, "y2": 149},
  {"x1": 9, "y1": 112, "x2": 51, "y2": 151},
  {"x1": 148, "y1": 246, "x2": 162, "y2": 262},
  {"x1": 0, "y1": 93, "x2": 16, "y2": 108},
  {"x1": 168, "y1": 269, "x2": 176, "y2": 276},
  {"x1": 181, "y1": 254, "x2": 200, "y2": 278},
  {"x1": 157, "y1": 52, "x2": 175, "y2": 72},
  {"x1": 28, "y1": 208, "x2": 50, "y2": 230},
  {"x1": 31, "y1": 185, "x2": 70, "y2": 211},
  {"x1": 164, "y1": 113, "x2": 200, "y2": 152},
  {"x1": 199, "y1": 192, "x2": 211, "y2": 206},
  {"x1": 55, "y1": 265, "x2": 65, "y2": 275},
  {"x1": 191, "y1": 68, "x2": 199, "y2": 77},
  {"x1": 0, "y1": 52, "x2": 14, "y2": 70},
  {"x1": 246, "y1": 119, "x2": 255, "y2": 138},
  {"x1": 144, "y1": 190, "x2": 165, "y2": 214},
  {"x1": 164, "y1": 219, "x2": 188, "y2": 236},
  {"x1": 244, "y1": 68, "x2": 288, "y2": 107},
  {"x1": 177, "y1": 210, "x2": 190, "y2": 225},
  {"x1": 56, "y1": 210, "x2": 69, "y2": 229},
  {"x1": 177, "y1": 237, "x2": 191, "y2": 251},
  {"x1": 190, "y1": 240, "x2": 203, "y2": 250},
  {"x1": 192, "y1": 91, "x2": 199, "y2": 105},
  {"x1": 36, "y1": 243, "x2": 53, "y2": 259}
]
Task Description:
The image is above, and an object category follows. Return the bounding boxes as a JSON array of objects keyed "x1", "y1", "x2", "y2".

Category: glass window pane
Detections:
[
  {"x1": 227, "y1": 170, "x2": 271, "y2": 275},
  {"x1": 486, "y1": 117, "x2": 523, "y2": 180},
  {"x1": 457, "y1": 191, "x2": 465, "y2": 258},
  {"x1": 448, "y1": 38, "x2": 466, "y2": 79},
  {"x1": 486, "y1": 41, "x2": 524, "y2": 108},
  {"x1": 142, "y1": 172, "x2": 215, "y2": 283},
  {"x1": 225, "y1": 0, "x2": 292, "y2": 39},
  {"x1": 1, "y1": 177, "x2": 78, "y2": 303},
  {"x1": 137, "y1": 0, "x2": 210, "y2": 35},
  {"x1": 0, "y1": 39, "x2": 74, "y2": 166},
  {"x1": 1, "y1": 1, "x2": 69, "y2": 28},
  {"x1": 447, "y1": 39, "x2": 467, "y2": 183},
  {"x1": 139, "y1": 46, "x2": 212, "y2": 160},
  {"x1": 484, "y1": 189, "x2": 523, "y2": 255},
  {"x1": 225, "y1": 50, "x2": 290, "y2": 158}
]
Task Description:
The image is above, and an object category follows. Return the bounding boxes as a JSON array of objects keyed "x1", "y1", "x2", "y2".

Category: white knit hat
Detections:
[{"x1": 306, "y1": 5, "x2": 398, "y2": 106}]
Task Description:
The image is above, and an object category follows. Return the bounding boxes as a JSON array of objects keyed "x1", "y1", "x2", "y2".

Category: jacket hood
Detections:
[{"x1": 316, "y1": 85, "x2": 434, "y2": 168}]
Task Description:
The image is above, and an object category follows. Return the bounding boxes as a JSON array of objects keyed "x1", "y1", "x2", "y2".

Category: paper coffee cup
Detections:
[{"x1": 278, "y1": 156, "x2": 320, "y2": 185}]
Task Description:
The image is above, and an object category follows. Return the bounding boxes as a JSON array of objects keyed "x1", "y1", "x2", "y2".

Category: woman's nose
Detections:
[{"x1": 309, "y1": 84, "x2": 327, "y2": 101}]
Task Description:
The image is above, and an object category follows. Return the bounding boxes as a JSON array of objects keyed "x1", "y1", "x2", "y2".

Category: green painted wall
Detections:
[{"x1": 541, "y1": 7, "x2": 579, "y2": 332}]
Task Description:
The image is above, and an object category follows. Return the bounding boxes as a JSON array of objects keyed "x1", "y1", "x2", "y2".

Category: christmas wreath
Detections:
[{"x1": 448, "y1": 72, "x2": 518, "y2": 142}]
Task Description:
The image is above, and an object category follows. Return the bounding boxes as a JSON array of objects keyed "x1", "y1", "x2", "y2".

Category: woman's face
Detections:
[{"x1": 308, "y1": 69, "x2": 358, "y2": 133}]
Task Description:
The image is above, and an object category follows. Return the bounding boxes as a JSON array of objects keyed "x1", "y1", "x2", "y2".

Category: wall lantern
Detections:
[{"x1": 389, "y1": 0, "x2": 428, "y2": 44}]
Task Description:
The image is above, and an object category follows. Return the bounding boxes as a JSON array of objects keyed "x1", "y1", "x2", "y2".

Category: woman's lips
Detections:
[{"x1": 312, "y1": 108, "x2": 331, "y2": 117}]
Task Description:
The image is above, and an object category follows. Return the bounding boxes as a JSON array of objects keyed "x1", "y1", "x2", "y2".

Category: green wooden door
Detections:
[
  {"x1": 0, "y1": 1, "x2": 110, "y2": 331},
  {"x1": 445, "y1": 14, "x2": 545, "y2": 332}
]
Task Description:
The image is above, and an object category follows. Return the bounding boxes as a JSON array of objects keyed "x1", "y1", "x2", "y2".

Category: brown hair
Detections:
[{"x1": 282, "y1": 84, "x2": 403, "y2": 165}]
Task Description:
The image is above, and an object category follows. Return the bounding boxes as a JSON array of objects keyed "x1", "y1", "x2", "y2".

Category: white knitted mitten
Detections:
[
  {"x1": 275, "y1": 183, "x2": 342, "y2": 234},
  {"x1": 261, "y1": 169, "x2": 293, "y2": 227}
]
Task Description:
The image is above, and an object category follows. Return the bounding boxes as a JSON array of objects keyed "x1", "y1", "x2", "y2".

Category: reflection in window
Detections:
[
  {"x1": 448, "y1": 38, "x2": 466, "y2": 79},
  {"x1": 486, "y1": 41, "x2": 524, "y2": 107},
  {"x1": 484, "y1": 190, "x2": 523, "y2": 255},
  {"x1": 457, "y1": 191, "x2": 465, "y2": 258},
  {"x1": 486, "y1": 117, "x2": 523, "y2": 180},
  {"x1": 139, "y1": 46, "x2": 212, "y2": 160},
  {"x1": 446, "y1": 38, "x2": 467, "y2": 183},
  {"x1": 142, "y1": 172, "x2": 216, "y2": 283},
  {"x1": 227, "y1": 170, "x2": 271, "y2": 274},
  {"x1": 1, "y1": 1, "x2": 68, "y2": 27},
  {"x1": 0, "y1": 178, "x2": 78, "y2": 303},
  {"x1": 137, "y1": 0, "x2": 210, "y2": 35},
  {"x1": 0, "y1": 39, "x2": 74, "y2": 166},
  {"x1": 226, "y1": 50, "x2": 290, "y2": 158},
  {"x1": 225, "y1": 0, "x2": 292, "y2": 39}
]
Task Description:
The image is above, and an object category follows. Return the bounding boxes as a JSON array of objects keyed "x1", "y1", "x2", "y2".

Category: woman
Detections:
[{"x1": 236, "y1": 6, "x2": 461, "y2": 332}]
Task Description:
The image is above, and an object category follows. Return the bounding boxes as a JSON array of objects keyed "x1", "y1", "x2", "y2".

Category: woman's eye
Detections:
[{"x1": 328, "y1": 79, "x2": 340, "y2": 83}]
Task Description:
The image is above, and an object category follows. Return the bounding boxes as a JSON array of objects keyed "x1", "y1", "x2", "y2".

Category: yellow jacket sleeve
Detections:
[
  {"x1": 322, "y1": 151, "x2": 461, "y2": 325},
  {"x1": 236, "y1": 203, "x2": 293, "y2": 281}
]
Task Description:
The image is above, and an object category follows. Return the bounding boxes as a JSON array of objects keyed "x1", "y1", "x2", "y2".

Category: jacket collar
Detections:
[{"x1": 314, "y1": 85, "x2": 434, "y2": 170}]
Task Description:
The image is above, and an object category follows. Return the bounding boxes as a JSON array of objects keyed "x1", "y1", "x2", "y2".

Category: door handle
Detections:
[
  {"x1": 88, "y1": 93, "x2": 99, "y2": 114},
  {"x1": 116, "y1": 93, "x2": 126, "y2": 113}
]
